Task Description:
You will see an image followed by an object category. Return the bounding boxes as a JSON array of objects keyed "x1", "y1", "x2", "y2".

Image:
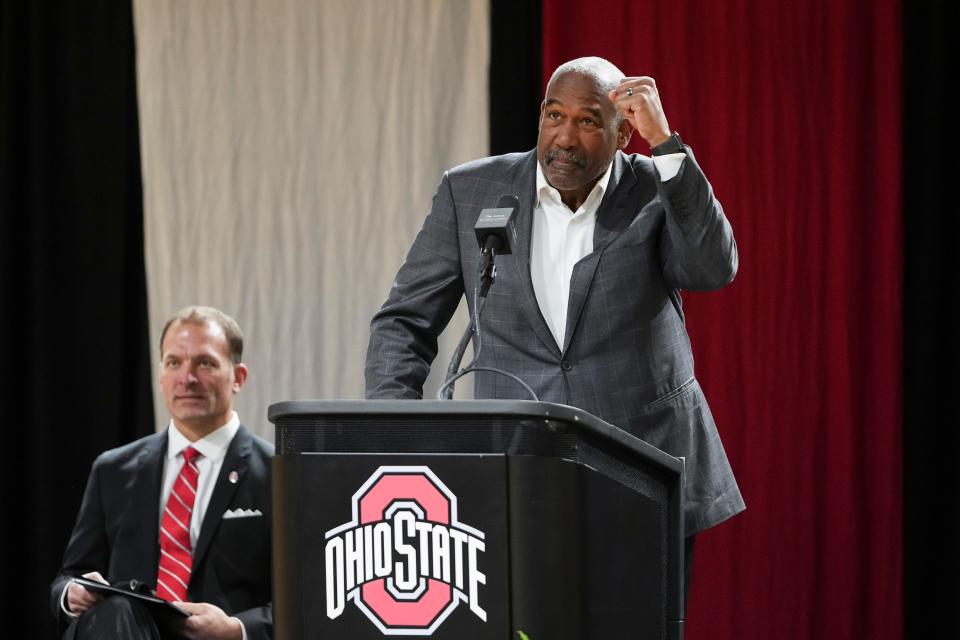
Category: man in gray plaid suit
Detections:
[{"x1": 365, "y1": 57, "x2": 744, "y2": 598}]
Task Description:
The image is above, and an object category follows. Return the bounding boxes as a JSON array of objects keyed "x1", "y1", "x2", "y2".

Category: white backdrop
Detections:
[{"x1": 133, "y1": 0, "x2": 489, "y2": 439}]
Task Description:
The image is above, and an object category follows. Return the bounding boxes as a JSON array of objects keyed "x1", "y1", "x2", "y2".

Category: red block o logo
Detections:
[{"x1": 324, "y1": 466, "x2": 487, "y2": 636}]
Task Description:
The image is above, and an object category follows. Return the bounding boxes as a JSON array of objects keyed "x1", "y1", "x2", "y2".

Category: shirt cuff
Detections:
[
  {"x1": 60, "y1": 580, "x2": 80, "y2": 618},
  {"x1": 652, "y1": 152, "x2": 685, "y2": 182},
  {"x1": 233, "y1": 617, "x2": 248, "y2": 640}
]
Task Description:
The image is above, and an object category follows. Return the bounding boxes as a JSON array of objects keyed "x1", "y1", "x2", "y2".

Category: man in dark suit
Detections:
[
  {"x1": 365, "y1": 57, "x2": 745, "y2": 596},
  {"x1": 50, "y1": 306, "x2": 272, "y2": 639}
]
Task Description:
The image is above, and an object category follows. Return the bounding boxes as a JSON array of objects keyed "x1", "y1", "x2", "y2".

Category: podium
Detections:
[{"x1": 269, "y1": 400, "x2": 685, "y2": 640}]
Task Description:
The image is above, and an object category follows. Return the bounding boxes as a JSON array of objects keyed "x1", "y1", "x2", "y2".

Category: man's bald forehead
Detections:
[{"x1": 546, "y1": 57, "x2": 625, "y2": 96}]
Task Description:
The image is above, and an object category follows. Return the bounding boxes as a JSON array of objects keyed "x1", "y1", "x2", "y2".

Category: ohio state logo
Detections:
[{"x1": 325, "y1": 466, "x2": 487, "y2": 635}]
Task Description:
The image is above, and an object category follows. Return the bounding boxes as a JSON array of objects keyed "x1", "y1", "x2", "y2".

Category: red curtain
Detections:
[{"x1": 542, "y1": 1, "x2": 902, "y2": 638}]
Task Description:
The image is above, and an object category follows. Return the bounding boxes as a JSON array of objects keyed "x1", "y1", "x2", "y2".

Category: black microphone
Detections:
[
  {"x1": 474, "y1": 195, "x2": 518, "y2": 299},
  {"x1": 474, "y1": 194, "x2": 519, "y2": 256}
]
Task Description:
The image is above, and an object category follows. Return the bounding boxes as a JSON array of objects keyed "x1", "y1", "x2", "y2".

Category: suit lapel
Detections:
[
  {"x1": 563, "y1": 153, "x2": 639, "y2": 353},
  {"x1": 508, "y1": 151, "x2": 563, "y2": 358},
  {"x1": 131, "y1": 432, "x2": 166, "y2": 583},
  {"x1": 592, "y1": 152, "x2": 640, "y2": 252},
  {"x1": 191, "y1": 426, "x2": 252, "y2": 570}
]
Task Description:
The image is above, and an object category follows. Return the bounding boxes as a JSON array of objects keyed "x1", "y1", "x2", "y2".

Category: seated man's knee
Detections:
[{"x1": 74, "y1": 595, "x2": 160, "y2": 640}]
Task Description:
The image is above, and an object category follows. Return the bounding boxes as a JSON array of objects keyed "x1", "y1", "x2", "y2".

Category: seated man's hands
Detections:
[
  {"x1": 176, "y1": 601, "x2": 244, "y2": 640},
  {"x1": 66, "y1": 571, "x2": 107, "y2": 615}
]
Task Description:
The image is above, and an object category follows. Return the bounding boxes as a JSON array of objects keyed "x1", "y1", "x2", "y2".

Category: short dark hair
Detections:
[{"x1": 159, "y1": 305, "x2": 244, "y2": 364}]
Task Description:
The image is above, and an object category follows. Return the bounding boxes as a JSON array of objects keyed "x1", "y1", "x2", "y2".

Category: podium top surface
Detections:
[{"x1": 268, "y1": 399, "x2": 682, "y2": 474}]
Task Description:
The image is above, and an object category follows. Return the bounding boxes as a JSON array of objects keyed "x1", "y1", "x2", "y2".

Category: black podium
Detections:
[{"x1": 269, "y1": 400, "x2": 685, "y2": 640}]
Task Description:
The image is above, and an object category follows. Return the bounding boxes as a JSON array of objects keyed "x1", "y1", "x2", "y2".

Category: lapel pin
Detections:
[{"x1": 228, "y1": 470, "x2": 240, "y2": 484}]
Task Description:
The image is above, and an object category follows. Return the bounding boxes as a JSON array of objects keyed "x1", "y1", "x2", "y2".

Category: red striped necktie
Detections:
[{"x1": 156, "y1": 446, "x2": 202, "y2": 602}]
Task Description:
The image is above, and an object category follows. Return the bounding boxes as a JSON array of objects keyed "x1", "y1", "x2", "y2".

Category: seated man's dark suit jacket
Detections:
[
  {"x1": 50, "y1": 425, "x2": 273, "y2": 639},
  {"x1": 365, "y1": 147, "x2": 745, "y2": 536}
]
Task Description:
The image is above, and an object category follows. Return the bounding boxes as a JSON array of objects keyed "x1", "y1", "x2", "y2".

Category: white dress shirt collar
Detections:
[
  {"x1": 166, "y1": 412, "x2": 240, "y2": 464},
  {"x1": 535, "y1": 160, "x2": 614, "y2": 213}
]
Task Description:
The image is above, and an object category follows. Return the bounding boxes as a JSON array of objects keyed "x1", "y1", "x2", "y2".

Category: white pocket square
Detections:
[{"x1": 223, "y1": 508, "x2": 263, "y2": 519}]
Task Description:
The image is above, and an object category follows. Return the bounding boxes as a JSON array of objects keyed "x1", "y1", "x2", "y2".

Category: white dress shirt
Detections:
[
  {"x1": 161, "y1": 412, "x2": 240, "y2": 547},
  {"x1": 531, "y1": 153, "x2": 684, "y2": 348},
  {"x1": 531, "y1": 162, "x2": 610, "y2": 348},
  {"x1": 162, "y1": 414, "x2": 249, "y2": 639}
]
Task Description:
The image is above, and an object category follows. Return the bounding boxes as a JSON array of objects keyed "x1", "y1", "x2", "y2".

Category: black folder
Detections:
[{"x1": 73, "y1": 577, "x2": 189, "y2": 632}]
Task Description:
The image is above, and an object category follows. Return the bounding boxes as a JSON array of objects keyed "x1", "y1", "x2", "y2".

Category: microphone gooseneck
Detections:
[{"x1": 439, "y1": 194, "x2": 536, "y2": 401}]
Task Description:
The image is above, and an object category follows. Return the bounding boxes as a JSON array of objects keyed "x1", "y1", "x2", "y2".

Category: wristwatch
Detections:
[{"x1": 651, "y1": 131, "x2": 685, "y2": 156}]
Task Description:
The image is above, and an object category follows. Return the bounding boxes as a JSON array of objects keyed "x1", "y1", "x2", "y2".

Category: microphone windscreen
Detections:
[{"x1": 474, "y1": 195, "x2": 519, "y2": 255}]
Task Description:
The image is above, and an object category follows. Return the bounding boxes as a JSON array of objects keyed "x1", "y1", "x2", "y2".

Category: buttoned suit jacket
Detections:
[
  {"x1": 50, "y1": 425, "x2": 273, "y2": 639},
  {"x1": 365, "y1": 148, "x2": 745, "y2": 535}
]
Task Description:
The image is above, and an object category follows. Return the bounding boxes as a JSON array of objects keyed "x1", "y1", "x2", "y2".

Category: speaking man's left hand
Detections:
[{"x1": 608, "y1": 77, "x2": 671, "y2": 148}]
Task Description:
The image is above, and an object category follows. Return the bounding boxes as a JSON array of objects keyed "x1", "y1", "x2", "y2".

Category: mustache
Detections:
[{"x1": 545, "y1": 149, "x2": 587, "y2": 167}]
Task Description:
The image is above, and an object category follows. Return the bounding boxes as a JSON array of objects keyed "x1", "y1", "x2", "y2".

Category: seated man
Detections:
[{"x1": 50, "y1": 306, "x2": 273, "y2": 639}]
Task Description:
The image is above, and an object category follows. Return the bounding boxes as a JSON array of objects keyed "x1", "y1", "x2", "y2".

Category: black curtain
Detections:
[
  {"x1": 903, "y1": 1, "x2": 957, "y2": 637},
  {"x1": 489, "y1": 0, "x2": 541, "y2": 155},
  {"x1": 0, "y1": 2, "x2": 154, "y2": 636}
]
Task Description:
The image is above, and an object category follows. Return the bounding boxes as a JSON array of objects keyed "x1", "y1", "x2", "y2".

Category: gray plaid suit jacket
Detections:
[{"x1": 365, "y1": 148, "x2": 745, "y2": 534}]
